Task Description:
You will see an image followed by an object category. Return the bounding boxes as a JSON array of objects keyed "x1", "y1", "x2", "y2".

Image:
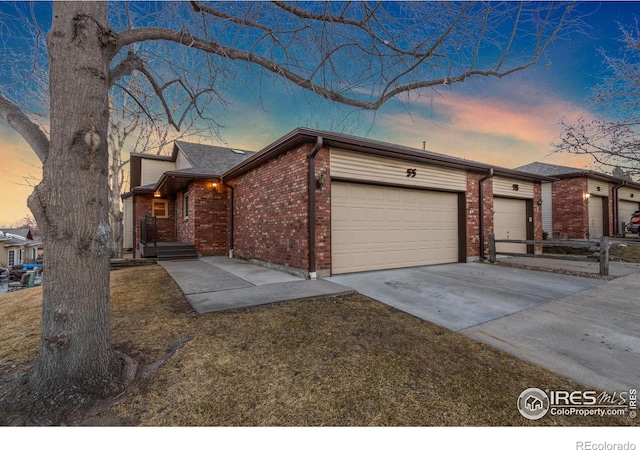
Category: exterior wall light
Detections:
[
  {"x1": 211, "y1": 181, "x2": 219, "y2": 190},
  {"x1": 536, "y1": 199, "x2": 543, "y2": 206},
  {"x1": 584, "y1": 193, "x2": 591, "y2": 199},
  {"x1": 153, "y1": 191, "x2": 161, "y2": 198},
  {"x1": 317, "y1": 173, "x2": 325, "y2": 189}
]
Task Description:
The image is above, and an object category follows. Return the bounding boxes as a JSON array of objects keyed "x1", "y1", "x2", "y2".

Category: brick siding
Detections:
[
  {"x1": 533, "y1": 182, "x2": 543, "y2": 252},
  {"x1": 134, "y1": 194, "x2": 176, "y2": 251},
  {"x1": 552, "y1": 177, "x2": 588, "y2": 239},
  {"x1": 176, "y1": 180, "x2": 230, "y2": 255},
  {"x1": 466, "y1": 172, "x2": 494, "y2": 258},
  {"x1": 231, "y1": 144, "x2": 315, "y2": 274}
]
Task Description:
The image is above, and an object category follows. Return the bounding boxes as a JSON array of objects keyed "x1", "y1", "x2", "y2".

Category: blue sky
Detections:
[{"x1": 1, "y1": 1, "x2": 639, "y2": 225}]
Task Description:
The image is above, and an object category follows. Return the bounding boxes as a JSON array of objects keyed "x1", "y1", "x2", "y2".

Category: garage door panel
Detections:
[
  {"x1": 332, "y1": 182, "x2": 459, "y2": 274},
  {"x1": 494, "y1": 197, "x2": 527, "y2": 254}
]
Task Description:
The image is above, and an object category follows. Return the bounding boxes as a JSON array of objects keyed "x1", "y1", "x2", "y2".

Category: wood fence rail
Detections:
[{"x1": 488, "y1": 234, "x2": 610, "y2": 276}]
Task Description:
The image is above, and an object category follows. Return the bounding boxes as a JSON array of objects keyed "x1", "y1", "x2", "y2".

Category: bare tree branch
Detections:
[
  {"x1": 555, "y1": 22, "x2": 640, "y2": 179},
  {"x1": 108, "y1": 51, "x2": 144, "y2": 87},
  {"x1": 0, "y1": 95, "x2": 49, "y2": 162}
]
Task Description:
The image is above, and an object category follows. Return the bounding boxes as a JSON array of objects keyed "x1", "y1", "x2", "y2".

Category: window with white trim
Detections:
[
  {"x1": 8, "y1": 249, "x2": 15, "y2": 267},
  {"x1": 152, "y1": 199, "x2": 169, "y2": 218}
]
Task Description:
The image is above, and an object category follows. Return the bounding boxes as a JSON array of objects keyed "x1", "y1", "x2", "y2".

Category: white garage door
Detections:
[
  {"x1": 619, "y1": 200, "x2": 639, "y2": 235},
  {"x1": 494, "y1": 197, "x2": 527, "y2": 254},
  {"x1": 331, "y1": 182, "x2": 459, "y2": 274},
  {"x1": 588, "y1": 196, "x2": 604, "y2": 238}
]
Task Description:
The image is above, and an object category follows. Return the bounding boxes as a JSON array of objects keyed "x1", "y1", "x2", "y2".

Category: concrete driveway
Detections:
[{"x1": 329, "y1": 263, "x2": 640, "y2": 392}]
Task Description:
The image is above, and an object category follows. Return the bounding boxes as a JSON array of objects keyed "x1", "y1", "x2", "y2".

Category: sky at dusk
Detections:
[{"x1": 1, "y1": 1, "x2": 639, "y2": 226}]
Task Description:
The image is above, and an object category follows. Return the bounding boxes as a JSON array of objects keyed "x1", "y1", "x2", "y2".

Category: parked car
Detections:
[{"x1": 627, "y1": 211, "x2": 640, "y2": 234}]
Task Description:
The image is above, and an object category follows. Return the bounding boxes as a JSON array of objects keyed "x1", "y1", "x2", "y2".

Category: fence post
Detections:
[
  {"x1": 488, "y1": 233, "x2": 496, "y2": 263},
  {"x1": 599, "y1": 236, "x2": 609, "y2": 276}
]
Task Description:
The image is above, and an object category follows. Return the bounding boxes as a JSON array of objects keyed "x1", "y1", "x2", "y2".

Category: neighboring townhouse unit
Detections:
[
  {"x1": 0, "y1": 227, "x2": 40, "y2": 268},
  {"x1": 516, "y1": 162, "x2": 640, "y2": 239},
  {"x1": 123, "y1": 141, "x2": 254, "y2": 259},
  {"x1": 124, "y1": 128, "x2": 553, "y2": 278}
]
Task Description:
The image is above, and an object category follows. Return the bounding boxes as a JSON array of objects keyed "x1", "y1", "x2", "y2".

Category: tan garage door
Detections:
[
  {"x1": 619, "y1": 200, "x2": 639, "y2": 235},
  {"x1": 494, "y1": 197, "x2": 527, "y2": 254},
  {"x1": 331, "y1": 182, "x2": 459, "y2": 274},
  {"x1": 588, "y1": 196, "x2": 605, "y2": 238}
]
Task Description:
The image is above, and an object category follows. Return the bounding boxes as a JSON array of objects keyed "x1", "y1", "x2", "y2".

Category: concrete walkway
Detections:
[{"x1": 160, "y1": 256, "x2": 353, "y2": 314}]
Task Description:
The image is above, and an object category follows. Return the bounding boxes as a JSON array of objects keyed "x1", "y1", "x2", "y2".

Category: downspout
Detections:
[
  {"x1": 612, "y1": 181, "x2": 626, "y2": 236},
  {"x1": 308, "y1": 136, "x2": 324, "y2": 280},
  {"x1": 478, "y1": 168, "x2": 494, "y2": 260}
]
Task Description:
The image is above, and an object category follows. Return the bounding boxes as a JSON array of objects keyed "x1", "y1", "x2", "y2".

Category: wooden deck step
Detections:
[{"x1": 156, "y1": 244, "x2": 198, "y2": 261}]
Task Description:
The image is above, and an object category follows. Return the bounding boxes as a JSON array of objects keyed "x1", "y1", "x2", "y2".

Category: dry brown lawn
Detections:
[
  {"x1": 0, "y1": 265, "x2": 634, "y2": 426},
  {"x1": 612, "y1": 244, "x2": 640, "y2": 263}
]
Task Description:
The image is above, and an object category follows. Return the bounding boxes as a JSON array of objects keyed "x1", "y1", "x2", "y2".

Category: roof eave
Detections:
[{"x1": 221, "y1": 127, "x2": 557, "y2": 183}]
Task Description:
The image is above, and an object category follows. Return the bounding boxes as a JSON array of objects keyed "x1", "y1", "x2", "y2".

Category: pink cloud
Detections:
[{"x1": 373, "y1": 88, "x2": 597, "y2": 169}]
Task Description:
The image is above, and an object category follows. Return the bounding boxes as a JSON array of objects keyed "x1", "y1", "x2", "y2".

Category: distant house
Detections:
[
  {"x1": 123, "y1": 129, "x2": 554, "y2": 278},
  {"x1": 0, "y1": 227, "x2": 40, "y2": 268},
  {"x1": 516, "y1": 162, "x2": 640, "y2": 239}
]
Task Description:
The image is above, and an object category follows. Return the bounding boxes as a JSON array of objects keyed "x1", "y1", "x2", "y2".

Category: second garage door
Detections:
[
  {"x1": 331, "y1": 182, "x2": 459, "y2": 274},
  {"x1": 494, "y1": 197, "x2": 528, "y2": 255},
  {"x1": 619, "y1": 200, "x2": 639, "y2": 234},
  {"x1": 588, "y1": 196, "x2": 605, "y2": 238}
]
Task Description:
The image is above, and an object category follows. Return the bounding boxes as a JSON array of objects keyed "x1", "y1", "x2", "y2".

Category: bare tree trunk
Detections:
[
  {"x1": 108, "y1": 135, "x2": 125, "y2": 260},
  {"x1": 26, "y1": 2, "x2": 121, "y2": 404}
]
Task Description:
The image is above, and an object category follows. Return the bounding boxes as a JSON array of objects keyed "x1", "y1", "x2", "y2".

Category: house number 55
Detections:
[{"x1": 406, "y1": 168, "x2": 417, "y2": 178}]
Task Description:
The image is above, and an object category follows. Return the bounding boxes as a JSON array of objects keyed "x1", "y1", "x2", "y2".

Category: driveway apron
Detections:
[
  {"x1": 329, "y1": 262, "x2": 640, "y2": 392},
  {"x1": 329, "y1": 263, "x2": 602, "y2": 331}
]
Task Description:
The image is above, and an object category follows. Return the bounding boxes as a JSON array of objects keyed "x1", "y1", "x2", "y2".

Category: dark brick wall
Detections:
[
  {"x1": 552, "y1": 177, "x2": 588, "y2": 239},
  {"x1": 176, "y1": 180, "x2": 230, "y2": 255},
  {"x1": 314, "y1": 148, "x2": 331, "y2": 272},
  {"x1": 134, "y1": 194, "x2": 176, "y2": 250},
  {"x1": 533, "y1": 182, "x2": 543, "y2": 252},
  {"x1": 231, "y1": 144, "x2": 314, "y2": 273},
  {"x1": 466, "y1": 173, "x2": 494, "y2": 258}
]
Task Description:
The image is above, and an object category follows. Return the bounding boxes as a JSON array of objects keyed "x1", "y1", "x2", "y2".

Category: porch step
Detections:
[
  {"x1": 110, "y1": 259, "x2": 157, "y2": 271},
  {"x1": 156, "y1": 244, "x2": 198, "y2": 261}
]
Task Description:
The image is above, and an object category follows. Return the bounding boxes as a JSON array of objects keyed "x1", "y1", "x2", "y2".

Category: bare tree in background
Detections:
[
  {"x1": 107, "y1": 70, "x2": 222, "y2": 259},
  {"x1": 0, "y1": 1, "x2": 581, "y2": 423},
  {"x1": 556, "y1": 25, "x2": 640, "y2": 179}
]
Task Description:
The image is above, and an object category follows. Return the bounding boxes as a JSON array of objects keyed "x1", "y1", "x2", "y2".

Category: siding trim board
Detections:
[
  {"x1": 492, "y1": 176, "x2": 534, "y2": 199},
  {"x1": 330, "y1": 148, "x2": 467, "y2": 192}
]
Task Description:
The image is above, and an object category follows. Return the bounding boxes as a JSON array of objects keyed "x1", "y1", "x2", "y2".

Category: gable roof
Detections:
[
  {"x1": 173, "y1": 141, "x2": 252, "y2": 176},
  {"x1": 516, "y1": 161, "x2": 640, "y2": 187},
  {"x1": 515, "y1": 162, "x2": 587, "y2": 177},
  {"x1": 153, "y1": 141, "x2": 254, "y2": 195},
  {"x1": 0, "y1": 228, "x2": 33, "y2": 240},
  {"x1": 222, "y1": 127, "x2": 557, "y2": 183}
]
